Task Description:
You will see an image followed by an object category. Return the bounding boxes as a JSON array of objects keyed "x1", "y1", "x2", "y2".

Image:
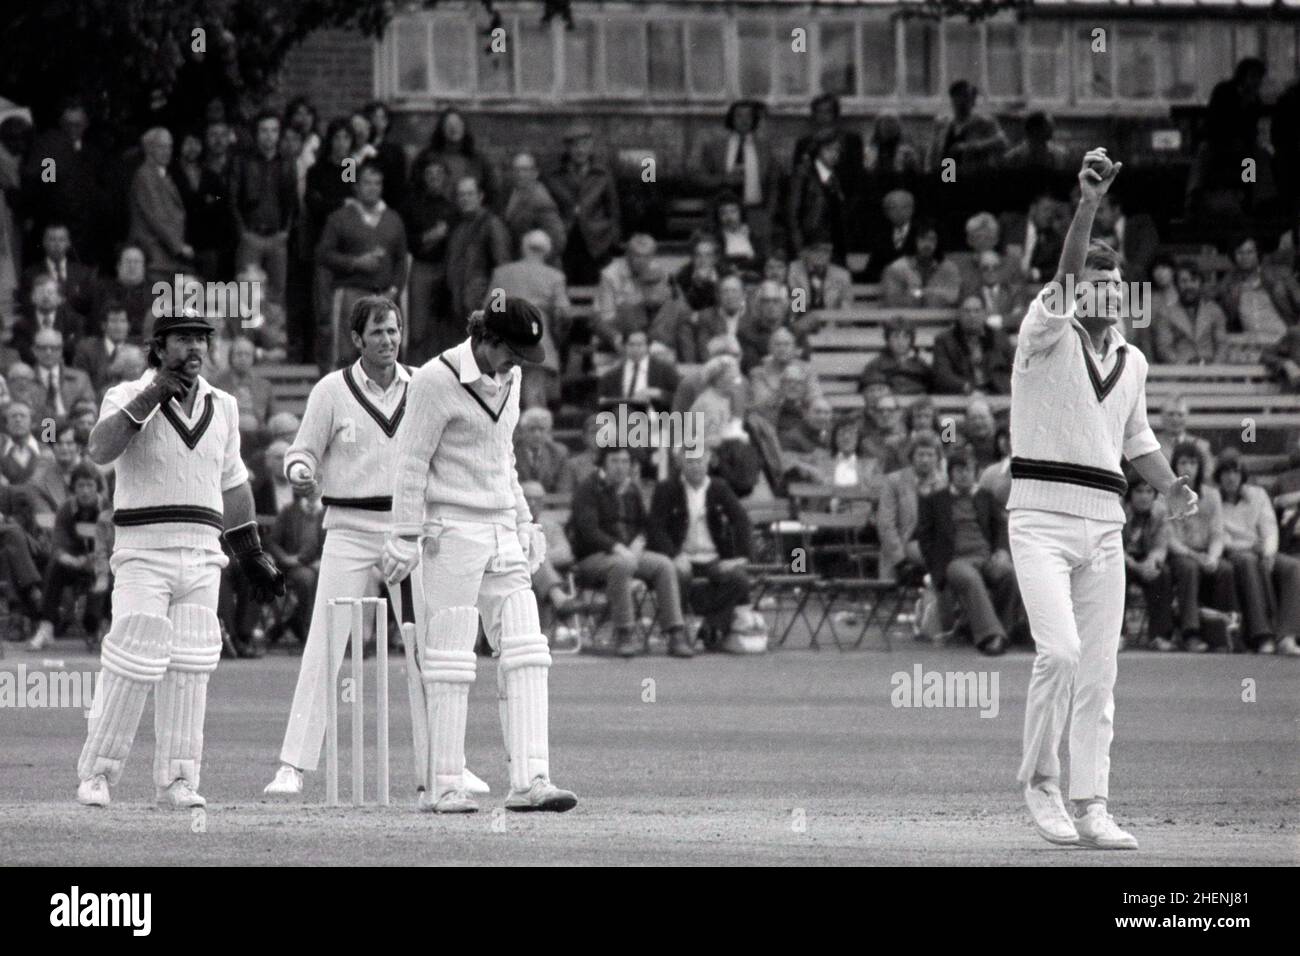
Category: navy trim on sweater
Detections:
[
  {"x1": 321, "y1": 495, "x2": 392, "y2": 511},
  {"x1": 1010, "y1": 457, "x2": 1128, "y2": 496},
  {"x1": 159, "y1": 394, "x2": 215, "y2": 450},
  {"x1": 342, "y1": 365, "x2": 406, "y2": 438},
  {"x1": 113, "y1": 505, "x2": 225, "y2": 530},
  {"x1": 437, "y1": 353, "x2": 513, "y2": 423}
]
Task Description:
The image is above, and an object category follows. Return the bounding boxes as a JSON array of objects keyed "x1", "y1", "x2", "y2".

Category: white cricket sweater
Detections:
[
  {"x1": 391, "y1": 339, "x2": 532, "y2": 536},
  {"x1": 284, "y1": 359, "x2": 412, "y2": 534},
  {"x1": 1007, "y1": 288, "x2": 1160, "y2": 523},
  {"x1": 99, "y1": 371, "x2": 248, "y2": 552}
]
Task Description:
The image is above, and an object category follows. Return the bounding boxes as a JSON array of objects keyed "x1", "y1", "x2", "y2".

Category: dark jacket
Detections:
[
  {"x1": 646, "y1": 476, "x2": 752, "y2": 561},
  {"x1": 785, "y1": 158, "x2": 848, "y2": 262},
  {"x1": 569, "y1": 470, "x2": 647, "y2": 560},
  {"x1": 231, "y1": 151, "x2": 298, "y2": 235},
  {"x1": 913, "y1": 486, "x2": 1007, "y2": 589},
  {"x1": 546, "y1": 158, "x2": 621, "y2": 262},
  {"x1": 53, "y1": 496, "x2": 102, "y2": 560},
  {"x1": 597, "y1": 357, "x2": 680, "y2": 409},
  {"x1": 266, "y1": 501, "x2": 325, "y2": 568},
  {"x1": 931, "y1": 324, "x2": 1014, "y2": 395},
  {"x1": 861, "y1": 350, "x2": 933, "y2": 396}
]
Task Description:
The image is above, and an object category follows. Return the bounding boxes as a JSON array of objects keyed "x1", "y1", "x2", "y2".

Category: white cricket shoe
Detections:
[
  {"x1": 77, "y1": 774, "x2": 110, "y2": 807},
  {"x1": 263, "y1": 765, "x2": 303, "y2": 795},
  {"x1": 1075, "y1": 804, "x2": 1139, "y2": 850},
  {"x1": 422, "y1": 789, "x2": 478, "y2": 813},
  {"x1": 156, "y1": 779, "x2": 207, "y2": 809},
  {"x1": 1277, "y1": 635, "x2": 1300, "y2": 657},
  {"x1": 463, "y1": 767, "x2": 490, "y2": 796},
  {"x1": 1023, "y1": 782, "x2": 1079, "y2": 845},
  {"x1": 505, "y1": 776, "x2": 577, "y2": 813}
]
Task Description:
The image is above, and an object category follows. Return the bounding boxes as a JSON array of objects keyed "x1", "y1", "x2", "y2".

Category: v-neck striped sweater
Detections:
[
  {"x1": 391, "y1": 347, "x2": 532, "y2": 536},
  {"x1": 1007, "y1": 288, "x2": 1160, "y2": 523}
]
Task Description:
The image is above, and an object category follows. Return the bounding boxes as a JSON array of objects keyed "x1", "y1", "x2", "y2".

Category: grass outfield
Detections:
[{"x1": 1, "y1": 643, "x2": 1296, "y2": 866}]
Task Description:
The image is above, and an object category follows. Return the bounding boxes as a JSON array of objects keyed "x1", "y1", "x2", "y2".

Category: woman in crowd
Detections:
[
  {"x1": 1166, "y1": 442, "x2": 1232, "y2": 652},
  {"x1": 415, "y1": 108, "x2": 496, "y2": 206}
]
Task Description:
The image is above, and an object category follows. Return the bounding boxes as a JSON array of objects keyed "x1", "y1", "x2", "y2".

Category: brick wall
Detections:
[{"x1": 272, "y1": 29, "x2": 374, "y2": 116}]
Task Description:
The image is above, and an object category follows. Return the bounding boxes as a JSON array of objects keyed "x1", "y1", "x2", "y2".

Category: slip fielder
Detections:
[
  {"x1": 77, "y1": 311, "x2": 285, "y2": 808},
  {"x1": 382, "y1": 297, "x2": 577, "y2": 813},
  {"x1": 1009, "y1": 149, "x2": 1197, "y2": 849},
  {"x1": 262, "y1": 296, "x2": 487, "y2": 798}
]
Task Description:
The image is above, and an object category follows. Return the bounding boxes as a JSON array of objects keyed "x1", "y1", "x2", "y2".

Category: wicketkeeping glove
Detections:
[{"x1": 223, "y1": 521, "x2": 286, "y2": 601}]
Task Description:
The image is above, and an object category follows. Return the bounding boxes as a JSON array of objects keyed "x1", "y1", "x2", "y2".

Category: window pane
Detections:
[
  {"x1": 738, "y1": 21, "x2": 772, "y2": 97},
  {"x1": 860, "y1": 17, "x2": 895, "y2": 96},
  {"x1": 1027, "y1": 22, "x2": 1062, "y2": 98},
  {"x1": 688, "y1": 22, "x2": 725, "y2": 94},
  {"x1": 564, "y1": 21, "x2": 597, "y2": 94},
  {"x1": 433, "y1": 20, "x2": 473, "y2": 93},
  {"x1": 648, "y1": 21, "x2": 686, "y2": 94},
  {"x1": 904, "y1": 19, "x2": 939, "y2": 96},
  {"x1": 987, "y1": 22, "x2": 1021, "y2": 97},
  {"x1": 517, "y1": 18, "x2": 554, "y2": 96},
  {"x1": 394, "y1": 19, "x2": 429, "y2": 94},
  {"x1": 1234, "y1": 23, "x2": 1262, "y2": 62},
  {"x1": 1199, "y1": 24, "x2": 1232, "y2": 99},
  {"x1": 1118, "y1": 26, "x2": 1156, "y2": 99},
  {"x1": 1159, "y1": 25, "x2": 1197, "y2": 101},
  {"x1": 777, "y1": 20, "x2": 810, "y2": 96},
  {"x1": 819, "y1": 21, "x2": 856, "y2": 96},
  {"x1": 1073, "y1": 26, "x2": 1111, "y2": 99},
  {"x1": 478, "y1": 25, "x2": 514, "y2": 95},
  {"x1": 605, "y1": 20, "x2": 646, "y2": 94},
  {"x1": 1267, "y1": 26, "x2": 1297, "y2": 85},
  {"x1": 944, "y1": 21, "x2": 982, "y2": 91}
]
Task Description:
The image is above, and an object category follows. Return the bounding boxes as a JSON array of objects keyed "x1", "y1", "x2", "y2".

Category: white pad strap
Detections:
[
  {"x1": 497, "y1": 590, "x2": 551, "y2": 792},
  {"x1": 422, "y1": 606, "x2": 479, "y2": 797},
  {"x1": 79, "y1": 613, "x2": 173, "y2": 785},
  {"x1": 155, "y1": 604, "x2": 223, "y2": 789}
]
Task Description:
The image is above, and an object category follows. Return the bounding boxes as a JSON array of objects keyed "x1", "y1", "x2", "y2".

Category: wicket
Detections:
[{"x1": 324, "y1": 597, "x2": 390, "y2": 807}]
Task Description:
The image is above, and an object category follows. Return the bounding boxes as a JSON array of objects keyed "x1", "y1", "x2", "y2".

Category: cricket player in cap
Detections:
[
  {"x1": 263, "y1": 295, "x2": 489, "y2": 799},
  {"x1": 383, "y1": 296, "x2": 577, "y2": 813},
  {"x1": 1009, "y1": 149, "x2": 1197, "y2": 849},
  {"x1": 77, "y1": 310, "x2": 285, "y2": 808}
]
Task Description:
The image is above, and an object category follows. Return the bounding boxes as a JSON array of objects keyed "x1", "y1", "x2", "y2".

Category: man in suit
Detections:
[
  {"x1": 513, "y1": 407, "x2": 570, "y2": 493},
  {"x1": 503, "y1": 152, "x2": 567, "y2": 261},
  {"x1": 786, "y1": 237, "x2": 851, "y2": 312},
  {"x1": 593, "y1": 233, "x2": 674, "y2": 348},
  {"x1": 28, "y1": 422, "x2": 85, "y2": 518},
  {"x1": 13, "y1": 273, "x2": 86, "y2": 364},
  {"x1": 72, "y1": 304, "x2": 132, "y2": 393},
  {"x1": 913, "y1": 449, "x2": 1019, "y2": 655},
  {"x1": 1093, "y1": 193, "x2": 1159, "y2": 282},
  {"x1": 864, "y1": 189, "x2": 918, "y2": 282},
  {"x1": 1151, "y1": 260, "x2": 1229, "y2": 365},
  {"x1": 787, "y1": 128, "x2": 848, "y2": 264},
  {"x1": 92, "y1": 245, "x2": 153, "y2": 339},
  {"x1": 547, "y1": 123, "x2": 622, "y2": 285},
  {"x1": 20, "y1": 100, "x2": 102, "y2": 266},
  {"x1": 931, "y1": 295, "x2": 1015, "y2": 394},
  {"x1": 792, "y1": 93, "x2": 866, "y2": 247},
  {"x1": 444, "y1": 175, "x2": 512, "y2": 335},
  {"x1": 965, "y1": 251, "x2": 1031, "y2": 334},
  {"x1": 691, "y1": 100, "x2": 781, "y2": 253},
  {"x1": 1156, "y1": 395, "x2": 1215, "y2": 474},
  {"x1": 926, "y1": 81, "x2": 1008, "y2": 175},
  {"x1": 22, "y1": 222, "x2": 96, "y2": 316},
  {"x1": 28, "y1": 328, "x2": 95, "y2": 424},
  {"x1": 486, "y1": 229, "x2": 570, "y2": 408},
  {"x1": 881, "y1": 221, "x2": 963, "y2": 309},
  {"x1": 876, "y1": 431, "x2": 946, "y2": 582},
  {"x1": 128, "y1": 128, "x2": 193, "y2": 282},
  {"x1": 598, "y1": 329, "x2": 679, "y2": 412}
]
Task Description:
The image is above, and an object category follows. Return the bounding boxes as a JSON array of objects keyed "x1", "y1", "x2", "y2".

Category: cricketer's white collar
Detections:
[{"x1": 449, "y1": 338, "x2": 518, "y2": 391}]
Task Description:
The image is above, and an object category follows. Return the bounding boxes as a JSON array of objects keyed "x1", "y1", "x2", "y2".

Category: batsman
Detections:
[
  {"x1": 383, "y1": 297, "x2": 577, "y2": 813},
  {"x1": 77, "y1": 311, "x2": 285, "y2": 808}
]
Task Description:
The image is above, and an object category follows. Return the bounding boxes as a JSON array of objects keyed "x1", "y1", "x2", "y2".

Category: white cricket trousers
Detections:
[
  {"x1": 1009, "y1": 508, "x2": 1125, "y2": 801},
  {"x1": 278, "y1": 528, "x2": 423, "y2": 771}
]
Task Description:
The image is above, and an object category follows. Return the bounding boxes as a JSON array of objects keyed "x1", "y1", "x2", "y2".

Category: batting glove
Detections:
[
  {"x1": 518, "y1": 523, "x2": 547, "y2": 574},
  {"x1": 223, "y1": 521, "x2": 286, "y2": 602},
  {"x1": 381, "y1": 535, "x2": 421, "y2": 586}
]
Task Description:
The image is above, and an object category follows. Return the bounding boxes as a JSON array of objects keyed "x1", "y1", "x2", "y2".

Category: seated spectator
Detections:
[
  {"x1": 967, "y1": 251, "x2": 1029, "y2": 334},
  {"x1": 1216, "y1": 457, "x2": 1300, "y2": 655},
  {"x1": 860, "y1": 390, "x2": 910, "y2": 474},
  {"x1": 654, "y1": 273, "x2": 746, "y2": 366},
  {"x1": 252, "y1": 439, "x2": 295, "y2": 516},
  {"x1": 73, "y1": 305, "x2": 132, "y2": 393},
  {"x1": 864, "y1": 189, "x2": 917, "y2": 282},
  {"x1": 23, "y1": 221, "x2": 95, "y2": 317},
  {"x1": 977, "y1": 426, "x2": 1012, "y2": 507},
  {"x1": 709, "y1": 275, "x2": 762, "y2": 369},
  {"x1": 25, "y1": 463, "x2": 104, "y2": 650},
  {"x1": 1166, "y1": 442, "x2": 1232, "y2": 652},
  {"x1": 556, "y1": 414, "x2": 601, "y2": 496},
  {"x1": 514, "y1": 407, "x2": 569, "y2": 493},
  {"x1": 672, "y1": 335, "x2": 740, "y2": 415},
  {"x1": 594, "y1": 233, "x2": 673, "y2": 348},
  {"x1": 863, "y1": 112, "x2": 922, "y2": 191},
  {"x1": 570, "y1": 446, "x2": 691, "y2": 657},
  {"x1": 749, "y1": 326, "x2": 824, "y2": 423},
  {"x1": 932, "y1": 296, "x2": 1014, "y2": 394},
  {"x1": 861, "y1": 317, "x2": 933, "y2": 396},
  {"x1": 881, "y1": 221, "x2": 962, "y2": 308},
  {"x1": 800, "y1": 416, "x2": 881, "y2": 512},
  {"x1": 762, "y1": 253, "x2": 789, "y2": 285},
  {"x1": 1218, "y1": 234, "x2": 1300, "y2": 336},
  {"x1": 914, "y1": 448, "x2": 1018, "y2": 655},
  {"x1": 488, "y1": 228, "x2": 571, "y2": 409},
  {"x1": 779, "y1": 396, "x2": 834, "y2": 466},
  {"x1": 1152, "y1": 260, "x2": 1229, "y2": 365},
  {"x1": 877, "y1": 431, "x2": 946, "y2": 583},
  {"x1": 598, "y1": 329, "x2": 680, "y2": 412},
  {"x1": 265, "y1": 411, "x2": 301, "y2": 448},
  {"x1": 503, "y1": 151, "x2": 566, "y2": 260},
  {"x1": 672, "y1": 232, "x2": 728, "y2": 313},
  {"x1": 1156, "y1": 395, "x2": 1214, "y2": 473},
  {"x1": 948, "y1": 211, "x2": 1003, "y2": 292},
  {"x1": 1092, "y1": 193, "x2": 1159, "y2": 281},
  {"x1": 3, "y1": 363, "x2": 39, "y2": 409},
  {"x1": 1122, "y1": 476, "x2": 1176, "y2": 651},
  {"x1": 98, "y1": 344, "x2": 147, "y2": 403},
  {"x1": 0, "y1": 401, "x2": 46, "y2": 486},
  {"x1": 786, "y1": 236, "x2": 851, "y2": 311},
  {"x1": 28, "y1": 328, "x2": 95, "y2": 427},
  {"x1": 648, "y1": 447, "x2": 765, "y2": 652},
  {"x1": 690, "y1": 355, "x2": 776, "y2": 497},
  {"x1": 958, "y1": 399, "x2": 1000, "y2": 471},
  {"x1": 520, "y1": 480, "x2": 581, "y2": 639},
  {"x1": 14, "y1": 274, "x2": 86, "y2": 365},
  {"x1": 749, "y1": 279, "x2": 815, "y2": 355},
  {"x1": 1261, "y1": 322, "x2": 1300, "y2": 391},
  {"x1": 1005, "y1": 194, "x2": 1068, "y2": 285},
  {"x1": 0, "y1": 485, "x2": 46, "y2": 627},
  {"x1": 93, "y1": 244, "x2": 153, "y2": 338},
  {"x1": 713, "y1": 192, "x2": 763, "y2": 279},
  {"x1": 212, "y1": 335, "x2": 275, "y2": 440},
  {"x1": 263, "y1": 483, "x2": 325, "y2": 645},
  {"x1": 29, "y1": 422, "x2": 84, "y2": 517}
]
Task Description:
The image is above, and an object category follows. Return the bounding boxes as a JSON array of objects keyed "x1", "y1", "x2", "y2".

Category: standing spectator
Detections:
[
  {"x1": 881, "y1": 222, "x2": 963, "y2": 308},
  {"x1": 513, "y1": 407, "x2": 569, "y2": 493},
  {"x1": 648, "y1": 446, "x2": 764, "y2": 652},
  {"x1": 791, "y1": 93, "x2": 867, "y2": 246},
  {"x1": 787, "y1": 237, "x2": 851, "y2": 311},
  {"x1": 969, "y1": 251, "x2": 1029, "y2": 334},
  {"x1": 28, "y1": 422, "x2": 84, "y2": 517},
  {"x1": 1122, "y1": 476, "x2": 1176, "y2": 651},
  {"x1": 1189, "y1": 58, "x2": 1267, "y2": 224},
  {"x1": 486, "y1": 229, "x2": 570, "y2": 408},
  {"x1": 29, "y1": 328, "x2": 94, "y2": 424},
  {"x1": 414, "y1": 108, "x2": 496, "y2": 206},
  {"x1": 284, "y1": 98, "x2": 321, "y2": 202},
  {"x1": 96, "y1": 344, "x2": 146, "y2": 404},
  {"x1": 0, "y1": 401, "x2": 45, "y2": 486},
  {"x1": 593, "y1": 233, "x2": 673, "y2": 347},
  {"x1": 1217, "y1": 457, "x2": 1300, "y2": 655},
  {"x1": 211, "y1": 335, "x2": 275, "y2": 439},
  {"x1": 948, "y1": 211, "x2": 1003, "y2": 292},
  {"x1": 598, "y1": 329, "x2": 679, "y2": 411},
  {"x1": 128, "y1": 128, "x2": 192, "y2": 282},
  {"x1": 926, "y1": 80, "x2": 1008, "y2": 174},
  {"x1": 691, "y1": 100, "x2": 780, "y2": 253},
  {"x1": 1092, "y1": 194, "x2": 1160, "y2": 282},
  {"x1": 570, "y1": 446, "x2": 691, "y2": 657},
  {"x1": 861, "y1": 317, "x2": 933, "y2": 396},
  {"x1": 503, "y1": 152, "x2": 566, "y2": 261},
  {"x1": 315, "y1": 161, "x2": 409, "y2": 366},
  {"x1": 932, "y1": 295, "x2": 1014, "y2": 394},
  {"x1": 671, "y1": 232, "x2": 726, "y2": 313},
  {"x1": 864, "y1": 189, "x2": 918, "y2": 282},
  {"x1": 877, "y1": 431, "x2": 946, "y2": 582},
  {"x1": 72, "y1": 304, "x2": 130, "y2": 392},
  {"x1": 232, "y1": 111, "x2": 297, "y2": 306},
  {"x1": 401, "y1": 155, "x2": 455, "y2": 364},
  {"x1": 859, "y1": 390, "x2": 910, "y2": 474},
  {"x1": 14, "y1": 274, "x2": 86, "y2": 364},
  {"x1": 713, "y1": 192, "x2": 764, "y2": 277},
  {"x1": 547, "y1": 123, "x2": 621, "y2": 285},
  {"x1": 362, "y1": 101, "x2": 408, "y2": 209},
  {"x1": 23, "y1": 222, "x2": 95, "y2": 317},
  {"x1": 1166, "y1": 442, "x2": 1231, "y2": 653},
  {"x1": 21, "y1": 99, "x2": 101, "y2": 265},
  {"x1": 24, "y1": 463, "x2": 104, "y2": 650},
  {"x1": 264, "y1": 483, "x2": 325, "y2": 646},
  {"x1": 863, "y1": 112, "x2": 922, "y2": 199},
  {"x1": 0, "y1": 116, "x2": 29, "y2": 318},
  {"x1": 786, "y1": 129, "x2": 848, "y2": 264},
  {"x1": 1003, "y1": 111, "x2": 1070, "y2": 174},
  {"x1": 173, "y1": 130, "x2": 236, "y2": 281},
  {"x1": 914, "y1": 449, "x2": 1018, "y2": 655},
  {"x1": 304, "y1": 118, "x2": 357, "y2": 256},
  {"x1": 444, "y1": 175, "x2": 511, "y2": 338},
  {"x1": 92, "y1": 245, "x2": 152, "y2": 339},
  {"x1": 0, "y1": 484, "x2": 46, "y2": 628},
  {"x1": 1156, "y1": 395, "x2": 1214, "y2": 473},
  {"x1": 1219, "y1": 235, "x2": 1300, "y2": 336}
]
